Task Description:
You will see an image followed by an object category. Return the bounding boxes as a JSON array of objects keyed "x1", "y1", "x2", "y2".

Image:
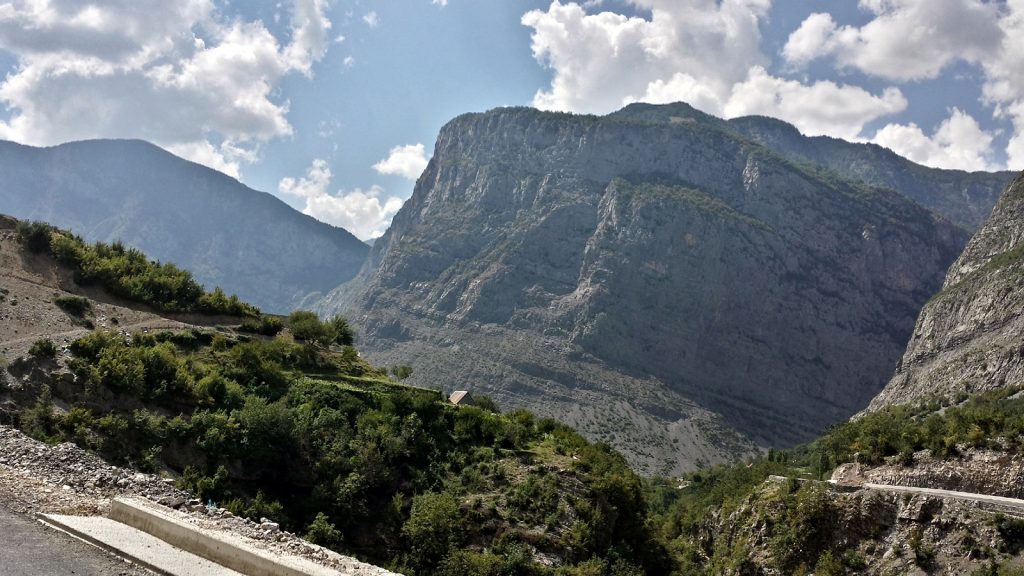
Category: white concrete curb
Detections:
[{"x1": 110, "y1": 497, "x2": 344, "y2": 576}]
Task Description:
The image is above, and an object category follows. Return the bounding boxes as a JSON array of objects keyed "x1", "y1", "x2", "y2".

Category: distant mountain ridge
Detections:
[
  {"x1": 0, "y1": 139, "x2": 368, "y2": 313},
  {"x1": 611, "y1": 102, "x2": 1015, "y2": 231},
  {"x1": 315, "y1": 103, "x2": 998, "y2": 475}
]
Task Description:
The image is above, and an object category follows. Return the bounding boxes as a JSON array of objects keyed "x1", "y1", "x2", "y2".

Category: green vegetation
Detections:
[
  {"x1": 54, "y1": 295, "x2": 92, "y2": 317},
  {"x1": 390, "y1": 364, "x2": 413, "y2": 380},
  {"x1": 15, "y1": 220, "x2": 257, "y2": 317},
  {"x1": 285, "y1": 311, "x2": 354, "y2": 346},
  {"x1": 13, "y1": 325, "x2": 668, "y2": 575},
  {"x1": 618, "y1": 178, "x2": 772, "y2": 233},
  {"x1": 28, "y1": 338, "x2": 57, "y2": 359},
  {"x1": 646, "y1": 385, "x2": 1024, "y2": 573},
  {"x1": 239, "y1": 315, "x2": 284, "y2": 337}
]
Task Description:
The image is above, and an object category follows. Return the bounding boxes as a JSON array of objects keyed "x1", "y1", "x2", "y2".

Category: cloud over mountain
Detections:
[{"x1": 0, "y1": 0, "x2": 332, "y2": 177}]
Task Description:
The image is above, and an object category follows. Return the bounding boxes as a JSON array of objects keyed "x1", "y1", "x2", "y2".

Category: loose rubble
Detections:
[{"x1": 0, "y1": 424, "x2": 399, "y2": 576}]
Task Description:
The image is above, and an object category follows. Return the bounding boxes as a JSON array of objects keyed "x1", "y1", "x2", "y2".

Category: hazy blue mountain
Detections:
[{"x1": 0, "y1": 139, "x2": 368, "y2": 313}]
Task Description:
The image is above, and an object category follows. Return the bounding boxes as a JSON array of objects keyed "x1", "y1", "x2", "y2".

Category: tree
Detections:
[
  {"x1": 402, "y1": 491, "x2": 462, "y2": 570},
  {"x1": 328, "y1": 315, "x2": 355, "y2": 346},
  {"x1": 390, "y1": 364, "x2": 413, "y2": 380},
  {"x1": 287, "y1": 311, "x2": 334, "y2": 345}
]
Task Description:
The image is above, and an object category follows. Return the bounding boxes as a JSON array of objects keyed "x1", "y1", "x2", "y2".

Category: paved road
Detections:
[
  {"x1": 0, "y1": 505, "x2": 151, "y2": 575},
  {"x1": 864, "y1": 482, "x2": 1024, "y2": 509}
]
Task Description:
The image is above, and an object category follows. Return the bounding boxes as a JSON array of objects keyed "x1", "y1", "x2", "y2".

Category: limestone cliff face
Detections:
[
  {"x1": 319, "y1": 106, "x2": 969, "y2": 474},
  {"x1": 868, "y1": 173, "x2": 1024, "y2": 411}
]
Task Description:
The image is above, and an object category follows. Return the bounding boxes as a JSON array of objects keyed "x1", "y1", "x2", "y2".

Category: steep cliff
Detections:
[
  {"x1": 868, "y1": 173, "x2": 1024, "y2": 411},
  {"x1": 0, "y1": 139, "x2": 368, "y2": 313},
  {"x1": 320, "y1": 106, "x2": 970, "y2": 475}
]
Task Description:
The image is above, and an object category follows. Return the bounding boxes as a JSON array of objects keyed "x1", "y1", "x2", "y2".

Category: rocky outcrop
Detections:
[
  {"x1": 868, "y1": 174, "x2": 1024, "y2": 411},
  {"x1": 0, "y1": 139, "x2": 368, "y2": 313},
  {"x1": 711, "y1": 478, "x2": 1018, "y2": 575},
  {"x1": 319, "y1": 105, "x2": 971, "y2": 475},
  {"x1": 863, "y1": 449, "x2": 1024, "y2": 499}
]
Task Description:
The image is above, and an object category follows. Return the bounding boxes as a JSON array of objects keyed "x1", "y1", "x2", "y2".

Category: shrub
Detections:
[
  {"x1": 239, "y1": 316, "x2": 284, "y2": 337},
  {"x1": 403, "y1": 492, "x2": 462, "y2": 570},
  {"x1": 54, "y1": 295, "x2": 92, "y2": 317},
  {"x1": 20, "y1": 386, "x2": 56, "y2": 441},
  {"x1": 286, "y1": 311, "x2": 356, "y2": 346},
  {"x1": 17, "y1": 221, "x2": 256, "y2": 316},
  {"x1": 305, "y1": 512, "x2": 343, "y2": 548},
  {"x1": 389, "y1": 364, "x2": 413, "y2": 380},
  {"x1": 15, "y1": 220, "x2": 53, "y2": 253},
  {"x1": 28, "y1": 338, "x2": 57, "y2": 359}
]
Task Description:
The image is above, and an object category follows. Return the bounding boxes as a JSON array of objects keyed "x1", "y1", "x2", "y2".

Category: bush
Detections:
[
  {"x1": 287, "y1": 311, "x2": 334, "y2": 344},
  {"x1": 389, "y1": 364, "x2": 413, "y2": 380},
  {"x1": 15, "y1": 220, "x2": 54, "y2": 253},
  {"x1": 15, "y1": 221, "x2": 256, "y2": 316},
  {"x1": 402, "y1": 492, "x2": 463, "y2": 571},
  {"x1": 54, "y1": 295, "x2": 92, "y2": 317},
  {"x1": 995, "y1": 513, "x2": 1024, "y2": 553},
  {"x1": 305, "y1": 512, "x2": 343, "y2": 548},
  {"x1": 28, "y1": 339, "x2": 57, "y2": 359},
  {"x1": 239, "y1": 316, "x2": 284, "y2": 337},
  {"x1": 286, "y1": 311, "x2": 356, "y2": 346}
]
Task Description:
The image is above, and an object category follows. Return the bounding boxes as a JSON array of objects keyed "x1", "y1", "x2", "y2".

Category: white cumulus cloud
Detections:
[
  {"x1": 873, "y1": 108, "x2": 998, "y2": 172},
  {"x1": 521, "y1": 0, "x2": 769, "y2": 114},
  {"x1": 521, "y1": 1, "x2": 908, "y2": 146},
  {"x1": 725, "y1": 67, "x2": 908, "y2": 140},
  {"x1": 372, "y1": 143, "x2": 429, "y2": 180},
  {"x1": 782, "y1": 0, "x2": 1024, "y2": 168},
  {"x1": 0, "y1": 0, "x2": 333, "y2": 178},
  {"x1": 280, "y1": 159, "x2": 404, "y2": 240},
  {"x1": 782, "y1": 1, "x2": 1002, "y2": 82}
]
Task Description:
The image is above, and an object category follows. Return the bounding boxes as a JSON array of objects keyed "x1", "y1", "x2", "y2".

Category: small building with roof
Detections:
[{"x1": 448, "y1": 390, "x2": 475, "y2": 406}]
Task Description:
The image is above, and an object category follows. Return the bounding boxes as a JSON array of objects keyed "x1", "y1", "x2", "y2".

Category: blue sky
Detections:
[{"x1": 0, "y1": 0, "x2": 1021, "y2": 239}]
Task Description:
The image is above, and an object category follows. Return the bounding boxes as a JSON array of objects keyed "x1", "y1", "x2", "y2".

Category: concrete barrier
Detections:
[{"x1": 110, "y1": 497, "x2": 341, "y2": 576}]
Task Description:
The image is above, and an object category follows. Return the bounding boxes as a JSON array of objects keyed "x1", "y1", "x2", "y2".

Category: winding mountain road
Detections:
[
  {"x1": 863, "y1": 482, "x2": 1024, "y2": 510},
  {"x1": 0, "y1": 505, "x2": 150, "y2": 575}
]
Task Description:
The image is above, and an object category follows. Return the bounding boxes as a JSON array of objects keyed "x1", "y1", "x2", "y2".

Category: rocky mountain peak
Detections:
[{"x1": 318, "y1": 103, "x2": 987, "y2": 475}]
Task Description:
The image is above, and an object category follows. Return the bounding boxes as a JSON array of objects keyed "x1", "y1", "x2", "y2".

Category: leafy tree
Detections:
[
  {"x1": 402, "y1": 492, "x2": 462, "y2": 571},
  {"x1": 328, "y1": 315, "x2": 355, "y2": 346},
  {"x1": 390, "y1": 364, "x2": 413, "y2": 380},
  {"x1": 287, "y1": 311, "x2": 335, "y2": 345}
]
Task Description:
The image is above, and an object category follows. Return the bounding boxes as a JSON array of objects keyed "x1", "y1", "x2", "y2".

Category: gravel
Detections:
[{"x1": 0, "y1": 424, "x2": 400, "y2": 576}]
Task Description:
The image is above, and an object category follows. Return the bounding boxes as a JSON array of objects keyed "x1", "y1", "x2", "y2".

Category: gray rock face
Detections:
[
  {"x1": 612, "y1": 102, "x2": 1016, "y2": 231},
  {"x1": 868, "y1": 173, "x2": 1024, "y2": 411},
  {"x1": 319, "y1": 105, "x2": 972, "y2": 475},
  {"x1": 0, "y1": 139, "x2": 368, "y2": 313}
]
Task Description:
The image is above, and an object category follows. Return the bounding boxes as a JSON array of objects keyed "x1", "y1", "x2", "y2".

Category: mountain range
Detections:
[
  {"x1": 316, "y1": 104, "x2": 1014, "y2": 474},
  {"x1": 2, "y1": 103, "x2": 1017, "y2": 475},
  {"x1": 0, "y1": 139, "x2": 368, "y2": 313}
]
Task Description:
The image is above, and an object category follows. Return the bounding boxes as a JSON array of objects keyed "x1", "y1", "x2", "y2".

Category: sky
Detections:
[{"x1": 1, "y1": 0, "x2": 1023, "y2": 240}]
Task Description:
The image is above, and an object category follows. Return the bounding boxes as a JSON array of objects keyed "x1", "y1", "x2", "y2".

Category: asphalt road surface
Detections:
[
  {"x1": 863, "y1": 483, "x2": 1024, "y2": 509},
  {"x1": 0, "y1": 505, "x2": 150, "y2": 576}
]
